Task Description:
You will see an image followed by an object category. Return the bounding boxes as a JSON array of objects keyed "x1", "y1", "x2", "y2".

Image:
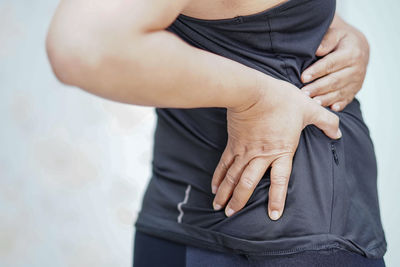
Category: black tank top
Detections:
[{"x1": 135, "y1": 0, "x2": 387, "y2": 259}]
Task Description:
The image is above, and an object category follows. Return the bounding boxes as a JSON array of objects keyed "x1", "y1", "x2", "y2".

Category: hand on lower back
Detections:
[
  {"x1": 300, "y1": 15, "x2": 370, "y2": 111},
  {"x1": 211, "y1": 76, "x2": 342, "y2": 220}
]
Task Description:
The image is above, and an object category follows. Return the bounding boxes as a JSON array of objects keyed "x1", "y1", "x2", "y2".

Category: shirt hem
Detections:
[{"x1": 134, "y1": 212, "x2": 386, "y2": 259}]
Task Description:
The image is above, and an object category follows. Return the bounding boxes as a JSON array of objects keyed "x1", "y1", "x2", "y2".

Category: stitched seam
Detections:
[
  {"x1": 136, "y1": 224, "x2": 345, "y2": 256},
  {"x1": 266, "y1": 15, "x2": 295, "y2": 84}
]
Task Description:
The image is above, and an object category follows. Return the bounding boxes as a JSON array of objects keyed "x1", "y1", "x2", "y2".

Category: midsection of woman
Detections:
[
  {"x1": 134, "y1": 0, "x2": 387, "y2": 259},
  {"x1": 45, "y1": 0, "x2": 382, "y2": 262}
]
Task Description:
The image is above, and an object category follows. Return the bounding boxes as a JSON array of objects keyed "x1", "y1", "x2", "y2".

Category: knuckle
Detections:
[
  {"x1": 269, "y1": 199, "x2": 284, "y2": 209},
  {"x1": 220, "y1": 160, "x2": 229, "y2": 171},
  {"x1": 277, "y1": 142, "x2": 295, "y2": 154},
  {"x1": 271, "y1": 174, "x2": 288, "y2": 186},
  {"x1": 225, "y1": 171, "x2": 238, "y2": 186},
  {"x1": 326, "y1": 57, "x2": 335, "y2": 74},
  {"x1": 262, "y1": 144, "x2": 272, "y2": 153},
  {"x1": 330, "y1": 75, "x2": 340, "y2": 89},
  {"x1": 240, "y1": 176, "x2": 256, "y2": 190},
  {"x1": 338, "y1": 89, "x2": 345, "y2": 98}
]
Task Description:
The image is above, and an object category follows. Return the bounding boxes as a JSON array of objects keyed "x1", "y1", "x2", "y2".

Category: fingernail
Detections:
[
  {"x1": 226, "y1": 207, "x2": 235, "y2": 217},
  {"x1": 213, "y1": 203, "x2": 222, "y2": 211},
  {"x1": 303, "y1": 74, "x2": 312, "y2": 82},
  {"x1": 318, "y1": 44, "x2": 323, "y2": 50},
  {"x1": 302, "y1": 90, "x2": 311, "y2": 96},
  {"x1": 270, "y1": 210, "x2": 280, "y2": 220},
  {"x1": 336, "y1": 128, "x2": 342, "y2": 139},
  {"x1": 315, "y1": 99, "x2": 322, "y2": 105},
  {"x1": 332, "y1": 104, "x2": 340, "y2": 111},
  {"x1": 212, "y1": 185, "x2": 217, "y2": 194}
]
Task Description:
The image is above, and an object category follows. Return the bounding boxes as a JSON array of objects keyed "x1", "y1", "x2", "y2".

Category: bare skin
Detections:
[
  {"x1": 301, "y1": 15, "x2": 370, "y2": 111},
  {"x1": 46, "y1": 0, "x2": 369, "y2": 221}
]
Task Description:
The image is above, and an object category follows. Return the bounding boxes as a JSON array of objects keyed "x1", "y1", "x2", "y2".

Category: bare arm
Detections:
[
  {"x1": 46, "y1": 0, "x2": 266, "y2": 111},
  {"x1": 46, "y1": 0, "x2": 341, "y2": 220}
]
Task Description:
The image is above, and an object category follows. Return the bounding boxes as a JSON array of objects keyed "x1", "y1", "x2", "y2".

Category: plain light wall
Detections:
[
  {"x1": 0, "y1": 0, "x2": 398, "y2": 266},
  {"x1": 339, "y1": 1, "x2": 400, "y2": 266}
]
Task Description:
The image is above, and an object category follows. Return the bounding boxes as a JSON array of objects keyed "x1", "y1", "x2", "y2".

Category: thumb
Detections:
[{"x1": 309, "y1": 105, "x2": 342, "y2": 139}]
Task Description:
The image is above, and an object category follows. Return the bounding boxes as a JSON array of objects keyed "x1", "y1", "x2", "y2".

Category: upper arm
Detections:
[
  {"x1": 48, "y1": 0, "x2": 190, "y2": 37},
  {"x1": 46, "y1": 0, "x2": 190, "y2": 82}
]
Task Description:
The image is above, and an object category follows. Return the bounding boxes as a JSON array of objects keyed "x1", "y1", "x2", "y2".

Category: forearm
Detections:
[{"x1": 47, "y1": 14, "x2": 269, "y2": 111}]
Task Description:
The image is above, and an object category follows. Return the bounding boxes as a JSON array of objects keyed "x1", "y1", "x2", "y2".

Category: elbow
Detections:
[
  {"x1": 45, "y1": 25, "x2": 144, "y2": 88},
  {"x1": 45, "y1": 1, "x2": 152, "y2": 88},
  {"x1": 45, "y1": 28, "x2": 91, "y2": 86},
  {"x1": 46, "y1": 33, "x2": 72, "y2": 85},
  {"x1": 45, "y1": 10, "x2": 108, "y2": 88},
  {"x1": 45, "y1": 8, "x2": 147, "y2": 89}
]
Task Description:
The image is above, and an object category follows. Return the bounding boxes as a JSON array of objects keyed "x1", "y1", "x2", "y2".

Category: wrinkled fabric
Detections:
[
  {"x1": 135, "y1": 0, "x2": 386, "y2": 259},
  {"x1": 133, "y1": 230, "x2": 386, "y2": 266}
]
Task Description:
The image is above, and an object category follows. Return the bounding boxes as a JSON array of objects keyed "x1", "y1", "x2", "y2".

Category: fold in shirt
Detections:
[{"x1": 135, "y1": 0, "x2": 387, "y2": 259}]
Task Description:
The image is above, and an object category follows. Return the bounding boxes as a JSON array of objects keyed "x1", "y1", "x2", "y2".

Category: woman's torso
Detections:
[{"x1": 135, "y1": 0, "x2": 386, "y2": 259}]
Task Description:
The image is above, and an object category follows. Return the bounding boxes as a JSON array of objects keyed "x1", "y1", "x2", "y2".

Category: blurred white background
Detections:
[{"x1": 0, "y1": 0, "x2": 398, "y2": 266}]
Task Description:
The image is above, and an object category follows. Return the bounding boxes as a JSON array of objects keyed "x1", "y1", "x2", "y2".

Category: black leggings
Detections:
[{"x1": 133, "y1": 230, "x2": 385, "y2": 267}]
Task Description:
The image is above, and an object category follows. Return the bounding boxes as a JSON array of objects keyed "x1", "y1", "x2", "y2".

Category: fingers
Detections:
[
  {"x1": 309, "y1": 103, "x2": 342, "y2": 140},
  {"x1": 301, "y1": 50, "x2": 349, "y2": 84},
  {"x1": 313, "y1": 87, "x2": 354, "y2": 110},
  {"x1": 330, "y1": 100, "x2": 348, "y2": 112},
  {"x1": 268, "y1": 155, "x2": 293, "y2": 220},
  {"x1": 224, "y1": 157, "x2": 271, "y2": 217},
  {"x1": 211, "y1": 146, "x2": 234, "y2": 194},
  {"x1": 301, "y1": 68, "x2": 352, "y2": 98},
  {"x1": 212, "y1": 155, "x2": 247, "y2": 211},
  {"x1": 313, "y1": 90, "x2": 341, "y2": 108},
  {"x1": 315, "y1": 27, "x2": 346, "y2": 57},
  {"x1": 327, "y1": 84, "x2": 356, "y2": 112}
]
